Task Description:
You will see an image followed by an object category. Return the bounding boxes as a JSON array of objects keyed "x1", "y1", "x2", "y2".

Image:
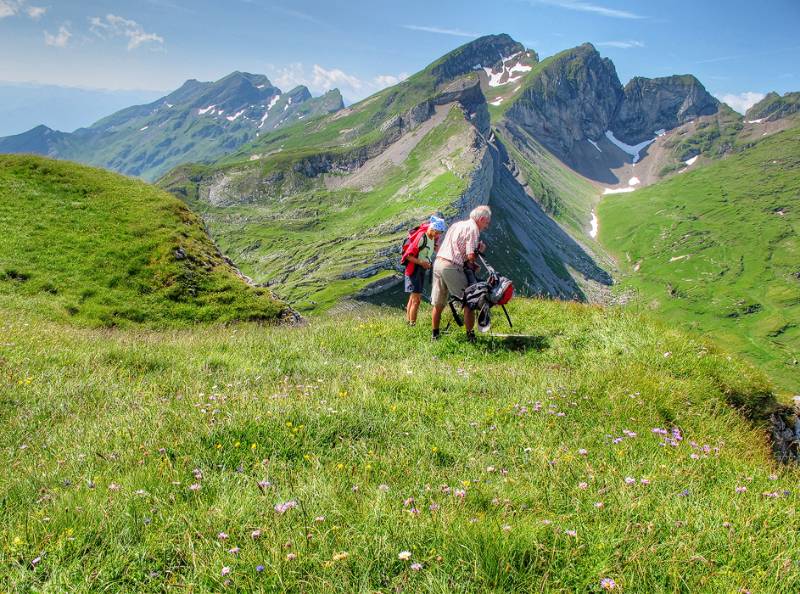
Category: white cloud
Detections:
[
  {"x1": 26, "y1": 5, "x2": 45, "y2": 19},
  {"x1": 0, "y1": 0, "x2": 17, "y2": 18},
  {"x1": 402, "y1": 24, "x2": 480, "y2": 38},
  {"x1": 529, "y1": 0, "x2": 645, "y2": 19},
  {"x1": 596, "y1": 40, "x2": 644, "y2": 49},
  {"x1": 714, "y1": 91, "x2": 766, "y2": 114},
  {"x1": 0, "y1": 0, "x2": 45, "y2": 19},
  {"x1": 268, "y1": 63, "x2": 409, "y2": 103},
  {"x1": 374, "y1": 73, "x2": 409, "y2": 87},
  {"x1": 89, "y1": 13, "x2": 164, "y2": 51},
  {"x1": 44, "y1": 24, "x2": 71, "y2": 48}
]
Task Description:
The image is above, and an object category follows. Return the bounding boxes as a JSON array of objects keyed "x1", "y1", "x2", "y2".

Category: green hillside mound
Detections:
[
  {"x1": 0, "y1": 155, "x2": 285, "y2": 326},
  {"x1": 2, "y1": 300, "x2": 797, "y2": 592},
  {"x1": 599, "y1": 126, "x2": 800, "y2": 393}
]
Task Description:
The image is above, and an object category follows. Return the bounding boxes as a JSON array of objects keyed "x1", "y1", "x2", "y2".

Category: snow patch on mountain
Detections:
[
  {"x1": 589, "y1": 211, "x2": 599, "y2": 238},
  {"x1": 684, "y1": 155, "x2": 698, "y2": 166},
  {"x1": 628, "y1": 177, "x2": 640, "y2": 186},
  {"x1": 198, "y1": 105, "x2": 216, "y2": 115},
  {"x1": 490, "y1": 97, "x2": 504, "y2": 106},
  {"x1": 484, "y1": 52, "x2": 530, "y2": 87},
  {"x1": 226, "y1": 109, "x2": 246, "y2": 122},
  {"x1": 267, "y1": 94, "x2": 281, "y2": 111},
  {"x1": 588, "y1": 139, "x2": 602, "y2": 152},
  {"x1": 603, "y1": 186, "x2": 637, "y2": 195},
  {"x1": 605, "y1": 130, "x2": 655, "y2": 164}
]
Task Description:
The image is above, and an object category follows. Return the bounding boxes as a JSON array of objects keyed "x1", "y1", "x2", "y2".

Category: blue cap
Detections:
[{"x1": 429, "y1": 216, "x2": 446, "y2": 232}]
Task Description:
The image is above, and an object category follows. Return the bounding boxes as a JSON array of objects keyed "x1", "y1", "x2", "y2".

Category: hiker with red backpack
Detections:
[{"x1": 402, "y1": 216, "x2": 447, "y2": 326}]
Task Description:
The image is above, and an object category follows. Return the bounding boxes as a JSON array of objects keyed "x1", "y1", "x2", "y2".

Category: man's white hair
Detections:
[{"x1": 470, "y1": 205, "x2": 492, "y2": 221}]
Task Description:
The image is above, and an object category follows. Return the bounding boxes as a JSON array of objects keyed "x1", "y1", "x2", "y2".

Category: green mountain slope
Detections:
[
  {"x1": 0, "y1": 155, "x2": 286, "y2": 326},
  {"x1": 0, "y1": 72, "x2": 344, "y2": 182},
  {"x1": 161, "y1": 35, "x2": 612, "y2": 311},
  {"x1": 599, "y1": 126, "x2": 800, "y2": 393},
  {"x1": 2, "y1": 298, "x2": 797, "y2": 591}
]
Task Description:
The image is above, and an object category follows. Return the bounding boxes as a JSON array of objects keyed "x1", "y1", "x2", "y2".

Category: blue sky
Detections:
[{"x1": 1, "y1": 0, "x2": 798, "y2": 113}]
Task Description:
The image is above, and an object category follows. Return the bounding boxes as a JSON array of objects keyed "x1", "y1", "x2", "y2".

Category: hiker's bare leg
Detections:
[
  {"x1": 405, "y1": 295, "x2": 413, "y2": 322},
  {"x1": 409, "y1": 293, "x2": 421, "y2": 323},
  {"x1": 464, "y1": 307, "x2": 475, "y2": 332},
  {"x1": 432, "y1": 305, "x2": 444, "y2": 330}
]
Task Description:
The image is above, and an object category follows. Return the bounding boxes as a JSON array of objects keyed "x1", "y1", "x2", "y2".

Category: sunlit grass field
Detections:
[
  {"x1": 599, "y1": 126, "x2": 800, "y2": 395},
  {"x1": 2, "y1": 296, "x2": 797, "y2": 592}
]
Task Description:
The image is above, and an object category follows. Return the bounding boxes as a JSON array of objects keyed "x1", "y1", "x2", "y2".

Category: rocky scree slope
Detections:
[
  {"x1": 161, "y1": 35, "x2": 612, "y2": 310},
  {"x1": 0, "y1": 72, "x2": 344, "y2": 181}
]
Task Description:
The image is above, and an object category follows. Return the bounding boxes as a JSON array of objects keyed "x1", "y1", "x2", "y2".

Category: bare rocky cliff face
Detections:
[
  {"x1": 611, "y1": 75, "x2": 720, "y2": 144},
  {"x1": 504, "y1": 44, "x2": 623, "y2": 161},
  {"x1": 502, "y1": 45, "x2": 723, "y2": 167}
]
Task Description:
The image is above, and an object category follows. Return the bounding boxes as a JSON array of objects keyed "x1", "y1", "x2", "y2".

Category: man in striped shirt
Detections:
[{"x1": 431, "y1": 205, "x2": 491, "y2": 341}]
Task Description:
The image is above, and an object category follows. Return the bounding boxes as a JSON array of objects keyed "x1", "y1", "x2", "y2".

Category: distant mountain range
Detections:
[
  {"x1": 0, "y1": 72, "x2": 343, "y2": 181},
  {"x1": 0, "y1": 82, "x2": 164, "y2": 137}
]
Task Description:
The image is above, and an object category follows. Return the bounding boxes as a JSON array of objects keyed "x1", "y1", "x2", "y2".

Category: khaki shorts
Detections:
[{"x1": 431, "y1": 259, "x2": 468, "y2": 308}]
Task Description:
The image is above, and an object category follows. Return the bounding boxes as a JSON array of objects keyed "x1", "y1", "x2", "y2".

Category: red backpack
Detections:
[{"x1": 400, "y1": 223, "x2": 430, "y2": 275}]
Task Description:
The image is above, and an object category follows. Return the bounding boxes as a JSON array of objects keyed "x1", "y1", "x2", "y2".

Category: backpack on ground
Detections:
[{"x1": 448, "y1": 255, "x2": 514, "y2": 331}]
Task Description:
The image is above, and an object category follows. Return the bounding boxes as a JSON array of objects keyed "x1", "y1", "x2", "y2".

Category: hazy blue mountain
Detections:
[
  {"x1": 0, "y1": 82, "x2": 163, "y2": 136},
  {"x1": 0, "y1": 72, "x2": 344, "y2": 181}
]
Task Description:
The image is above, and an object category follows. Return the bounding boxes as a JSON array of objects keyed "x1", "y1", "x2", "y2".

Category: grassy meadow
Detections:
[
  {"x1": 2, "y1": 294, "x2": 798, "y2": 592},
  {"x1": 0, "y1": 155, "x2": 284, "y2": 327},
  {"x1": 599, "y1": 126, "x2": 800, "y2": 395}
]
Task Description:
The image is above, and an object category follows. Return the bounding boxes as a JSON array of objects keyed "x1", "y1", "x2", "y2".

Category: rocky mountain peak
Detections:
[
  {"x1": 428, "y1": 33, "x2": 527, "y2": 84},
  {"x1": 611, "y1": 74, "x2": 720, "y2": 144},
  {"x1": 503, "y1": 43, "x2": 623, "y2": 160}
]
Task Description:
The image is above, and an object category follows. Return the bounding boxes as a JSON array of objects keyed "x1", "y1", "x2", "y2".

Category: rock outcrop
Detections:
[
  {"x1": 504, "y1": 44, "x2": 623, "y2": 160},
  {"x1": 745, "y1": 91, "x2": 800, "y2": 121},
  {"x1": 611, "y1": 75, "x2": 720, "y2": 144},
  {"x1": 429, "y1": 34, "x2": 527, "y2": 84}
]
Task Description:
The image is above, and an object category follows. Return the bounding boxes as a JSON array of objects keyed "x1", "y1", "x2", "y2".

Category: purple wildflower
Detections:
[
  {"x1": 600, "y1": 577, "x2": 617, "y2": 590},
  {"x1": 274, "y1": 500, "x2": 298, "y2": 514}
]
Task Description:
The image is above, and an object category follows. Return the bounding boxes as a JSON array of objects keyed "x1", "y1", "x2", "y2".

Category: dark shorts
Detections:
[{"x1": 404, "y1": 266, "x2": 426, "y2": 293}]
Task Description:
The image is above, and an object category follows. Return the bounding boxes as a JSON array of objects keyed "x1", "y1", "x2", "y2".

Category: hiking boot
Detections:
[
  {"x1": 431, "y1": 329, "x2": 440, "y2": 340},
  {"x1": 466, "y1": 330, "x2": 476, "y2": 343}
]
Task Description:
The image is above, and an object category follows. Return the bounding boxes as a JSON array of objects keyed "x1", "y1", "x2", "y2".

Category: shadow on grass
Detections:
[{"x1": 481, "y1": 333, "x2": 550, "y2": 353}]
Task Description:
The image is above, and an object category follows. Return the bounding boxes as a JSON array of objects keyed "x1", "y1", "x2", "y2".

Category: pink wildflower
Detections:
[
  {"x1": 274, "y1": 500, "x2": 298, "y2": 514},
  {"x1": 600, "y1": 577, "x2": 617, "y2": 590},
  {"x1": 410, "y1": 562, "x2": 423, "y2": 571},
  {"x1": 221, "y1": 566, "x2": 231, "y2": 576}
]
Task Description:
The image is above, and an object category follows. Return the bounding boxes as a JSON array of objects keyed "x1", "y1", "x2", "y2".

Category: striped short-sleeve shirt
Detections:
[{"x1": 436, "y1": 219, "x2": 480, "y2": 267}]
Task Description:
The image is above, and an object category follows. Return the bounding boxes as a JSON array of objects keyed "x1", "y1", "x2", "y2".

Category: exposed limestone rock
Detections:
[
  {"x1": 505, "y1": 43, "x2": 623, "y2": 160},
  {"x1": 611, "y1": 75, "x2": 720, "y2": 144}
]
